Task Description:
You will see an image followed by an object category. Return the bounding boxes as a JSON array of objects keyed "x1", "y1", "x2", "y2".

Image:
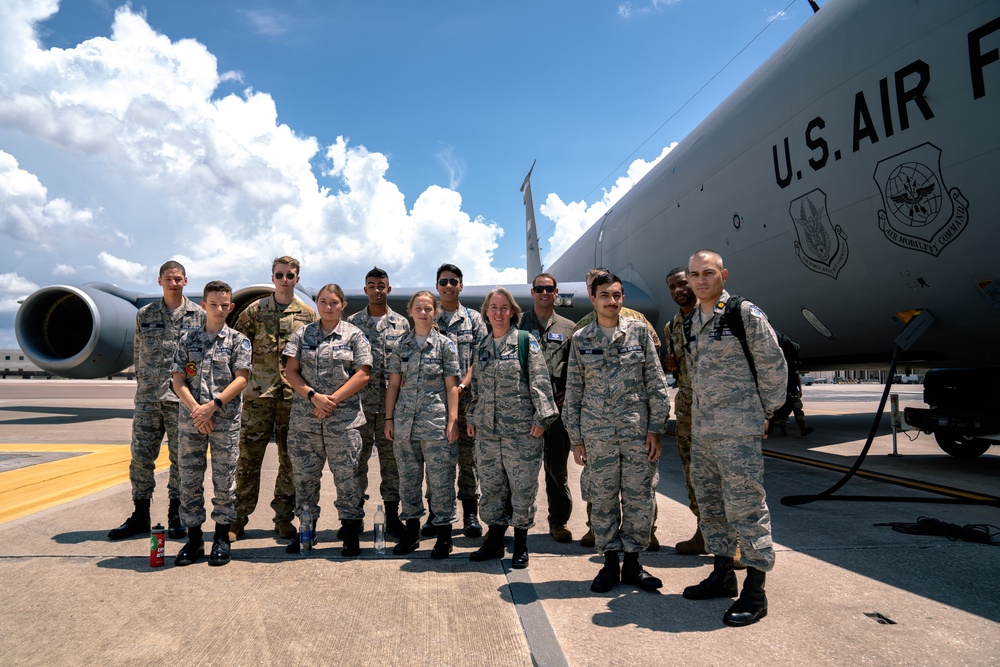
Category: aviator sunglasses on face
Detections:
[
  {"x1": 274, "y1": 272, "x2": 297, "y2": 280},
  {"x1": 438, "y1": 278, "x2": 460, "y2": 287},
  {"x1": 532, "y1": 285, "x2": 556, "y2": 293}
]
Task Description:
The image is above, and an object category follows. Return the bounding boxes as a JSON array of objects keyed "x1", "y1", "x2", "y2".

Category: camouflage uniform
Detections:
[
  {"x1": 233, "y1": 295, "x2": 317, "y2": 528},
  {"x1": 563, "y1": 318, "x2": 670, "y2": 554},
  {"x1": 346, "y1": 306, "x2": 410, "y2": 504},
  {"x1": 130, "y1": 296, "x2": 205, "y2": 501},
  {"x1": 685, "y1": 289, "x2": 787, "y2": 571},
  {"x1": 469, "y1": 329, "x2": 558, "y2": 529},
  {"x1": 573, "y1": 307, "x2": 661, "y2": 516},
  {"x1": 387, "y1": 329, "x2": 461, "y2": 526},
  {"x1": 172, "y1": 326, "x2": 252, "y2": 528},
  {"x1": 284, "y1": 321, "x2": 372, "y2": 524},
  {"x1": 666, "y1": 310, "x2": 698, "y2": 518},
  {"x1": 518, "y1": 308, "x2": 576, "y2": 528},
  {"x1": 436, "y1": 306, "x2": 488, "y2": 503}
]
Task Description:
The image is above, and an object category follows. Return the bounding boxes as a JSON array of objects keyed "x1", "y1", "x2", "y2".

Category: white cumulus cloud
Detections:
[{"x1": 540, "y1": 143, "x2": 676, "y2": 266}]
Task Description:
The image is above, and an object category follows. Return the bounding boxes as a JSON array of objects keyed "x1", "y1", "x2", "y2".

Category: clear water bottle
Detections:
[
  {"x1": 299, "y1": 506, "x2": 314, "y2": 555},
  {"x1": 373, "y1": 504, "x2": 386, "y2": 556}
]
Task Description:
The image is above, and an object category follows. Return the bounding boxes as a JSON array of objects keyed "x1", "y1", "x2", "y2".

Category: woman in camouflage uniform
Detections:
[
  {"x1": 384, "y1": 291, "x2": 461, "y2": 558},
  {"x1": 284, "y1": 284, "x2": 372, "y2": 558},
  {"x1": 467, "y1": 288, "x2": 558, "y2": 569}
]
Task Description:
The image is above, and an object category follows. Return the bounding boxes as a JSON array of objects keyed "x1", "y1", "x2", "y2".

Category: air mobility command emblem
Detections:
[{"x1": 874, "y1": 142, "x2": 968, "y2": 256}]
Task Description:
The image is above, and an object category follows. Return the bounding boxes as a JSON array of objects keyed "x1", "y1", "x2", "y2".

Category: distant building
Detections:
[{"x1": 0, "y1": 349, "x2": 44, "y2": 377}]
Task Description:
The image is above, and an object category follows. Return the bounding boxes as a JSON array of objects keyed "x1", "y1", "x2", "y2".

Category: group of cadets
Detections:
[{"x1": 108, "y1": 248, "x2": 785, "y2": 628}]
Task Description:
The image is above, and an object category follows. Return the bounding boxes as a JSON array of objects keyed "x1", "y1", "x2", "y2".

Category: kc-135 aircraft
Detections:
[{"x1": 15, "y1": 0, "x2": 1000, "y2": 456}]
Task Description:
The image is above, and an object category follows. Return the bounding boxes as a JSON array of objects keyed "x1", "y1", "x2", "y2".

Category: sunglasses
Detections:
[
  {"x1": 532, "y1": 285, "x2": 556, "y2": 293},
  {"x1": 274, "y1": 272, "x2": 297, "y2": 280},
  {"x1": 438, "y1": 278, "x2": 460, "y2": 287}
]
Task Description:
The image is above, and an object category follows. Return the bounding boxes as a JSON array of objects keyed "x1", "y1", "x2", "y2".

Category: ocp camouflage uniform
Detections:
[
  {"x1": 685, "y1": 289, "x2": 787, "y2": 571},
  {"x1": 469, "y1": 329, "x2": 558, "y2": 529},
  {"x1": 130, "y1": 296, "x2": 205, "y2": 501},
  {"x1": 436, "y1": 306, "x2": 488, "y2": 502},
  {"x1": 172, "y1": 325, "x2": 252, "y2": 528},
  {"x1": 517, "y1": 308, "x2": 575, "y2": 528},
  {"x1": 387, "y1": 329, "x2": 461, "y2": 525},
  {"x1": 666, "y1": 309, "x2": 698, "y2": 519},
  {"x1": 233, "y1": 295, "x2": 317, "y2": 529},
  {"x1": 283, "y1": 320, "x2": 372, "y2": 524},
  {"x1": 346, "y1": 306, "x2": 410, "y2": 504},
  {"x1": 564, "y1": 318, "x2": 670, "y2": 554}
]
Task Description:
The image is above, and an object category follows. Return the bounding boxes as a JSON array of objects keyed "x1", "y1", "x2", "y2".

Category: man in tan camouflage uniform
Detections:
[
  {"x1": 108, "y1": 260, "x2": 205, "y2": 542},
  {"x1": 347, "y1": 267, "x2": 410, "y2": 539},
  {"x1": 662, "y1": 267, "x2": 705, "y2": 555},
  {"x1": 231, "y1": 256, "x2": 317, "y2": 541},
  {"x1": 518, "y1": 273, "x2": 576, "y2": 543},
  {"x1": 681, "y1": 249, "x2": 787, "y2": 627},
  {"x1": 565, "y1": 273, "x2": 670, "y2": 595}
]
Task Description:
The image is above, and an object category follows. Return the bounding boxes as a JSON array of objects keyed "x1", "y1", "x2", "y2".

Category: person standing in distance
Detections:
[
  {"x1": 662, "y1": 267, "x2": 706, "y2": 555},
  {"x1": 231, "y1": 256, "x2": 317, "y2": 541},
  {"x1": 681, "y1": 249, "x2": 787, "y2": 627},
  {"x1": 517, "y1": 273, "x2": 576, "y2": 543},
  {"x1": 347, "y1": 267, "x2": 410, "y2": 540},
  {"x1": 108, "y1": 260, "x2": 206, "y2": 541},
  {"x1": 434, "y1": 263, "x2": 488, "y2": 539},
  {"x1": 564, "y1": 273, "x2": 670, "y2": 594}
]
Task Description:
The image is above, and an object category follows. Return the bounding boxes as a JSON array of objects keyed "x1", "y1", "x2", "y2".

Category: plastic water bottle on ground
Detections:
[{"x1": 373, "y1": 504, "x2": 386, "y2": 556}]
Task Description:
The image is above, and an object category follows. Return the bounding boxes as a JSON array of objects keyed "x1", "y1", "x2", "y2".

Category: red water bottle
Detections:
[{"x1": 150, "y1": 524, "x2": 165, "y2": 567}]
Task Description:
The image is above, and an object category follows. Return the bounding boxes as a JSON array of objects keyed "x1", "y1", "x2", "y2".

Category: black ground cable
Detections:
[
  {"x1": 873, "y1": 517, "x2": 1000, "y2": 545},
  {"x1": 780, "y1": 345, "x2": 1000, "y2": 508}
]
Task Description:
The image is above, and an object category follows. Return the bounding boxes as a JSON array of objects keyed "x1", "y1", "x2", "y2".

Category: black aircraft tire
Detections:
[{"x1": 934, "y1": 433, "x2": 992, "y2": 458}]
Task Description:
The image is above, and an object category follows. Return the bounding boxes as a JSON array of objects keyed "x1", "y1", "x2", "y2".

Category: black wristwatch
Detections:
[
  {"x1": 307, "y1": 390, "x2": 316, "y2": 400},
  {"x1": 213, "y1": 397, "x2": 223, "y2": 408}
]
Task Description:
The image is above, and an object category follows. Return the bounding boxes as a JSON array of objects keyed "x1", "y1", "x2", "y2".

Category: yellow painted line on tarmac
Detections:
[
  {"x1": 0, "y1": 444, "x2": 169, "y2": 524},
  {"x1": 763, "y1": 449, "x2": 1000, "y2": 502}
]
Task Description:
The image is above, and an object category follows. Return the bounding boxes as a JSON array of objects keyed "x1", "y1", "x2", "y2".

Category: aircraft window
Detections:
[{"x1": 801, "y1": 308, "x2": 833, "y2": 338}]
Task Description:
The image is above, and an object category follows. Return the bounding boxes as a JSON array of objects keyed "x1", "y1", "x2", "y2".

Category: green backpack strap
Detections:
[{"x1": 517, "y1": 329, "x2": 530, "y2": 376}]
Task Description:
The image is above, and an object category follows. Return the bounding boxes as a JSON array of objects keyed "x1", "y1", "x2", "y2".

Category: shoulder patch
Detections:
[
  {"x1": 529, "y1": 339, "x2": 541, "y2": 353},
  {"x1": 748, "y1": 305, "x2": 764, "y2": 318},
  {"x1": 241, "y1": 338, "x2": 252, "y2": 351}
]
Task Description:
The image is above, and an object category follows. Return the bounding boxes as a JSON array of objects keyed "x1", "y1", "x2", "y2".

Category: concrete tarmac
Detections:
[{"x1": 0, "y1": 380, "x2": 998, "y2": 666}]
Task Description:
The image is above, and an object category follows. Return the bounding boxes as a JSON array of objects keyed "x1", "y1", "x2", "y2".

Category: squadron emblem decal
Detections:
[
  {"x1": 789, "y1": 188, "x2": 849, "y2": 279},
  {"x1": 873, "y1": 143, "x2": 968, "y2": 256}
]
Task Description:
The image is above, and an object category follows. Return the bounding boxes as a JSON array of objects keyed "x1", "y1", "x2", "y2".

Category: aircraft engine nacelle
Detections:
[{"x1": 15, "y1": 283, "x2": 141, "y2": 379}]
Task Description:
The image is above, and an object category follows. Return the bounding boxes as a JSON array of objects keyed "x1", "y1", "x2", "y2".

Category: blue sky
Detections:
[{"x1": 0, "y1": 0, "x2": 813, "y2": 346}]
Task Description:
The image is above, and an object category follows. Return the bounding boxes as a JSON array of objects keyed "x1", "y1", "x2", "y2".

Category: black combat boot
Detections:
[
  {"x1": 591, "y1": 551, "x2": 621, "y2": 593},
  {"x1": 723, "y1": 567, "x2": 768, "y2": 626},
  {"x1": 341, "y1": 519, "x2": 362, "y2": 558},
  {"x1": 621, "y1": 551, "x2": 662, "y2": 591},
  {"x1": 431, "y1": 523, "x2": 454, "y2": 559},
  {"x1": 175, "y1": 525, "x2": 204, "y2": 566},
  {"x1": 385, "y1": 502, "x2": 406, "y2": 540},
  {"x1": 167, "y1": 498, "x2": 186, "y2": 539},
  {"x1": 683, "y1": 555, "x2": 739, "y2": 599},
  {"x1": 511, "y1": 528, "x2": 529, "y2": 569},
  {"x1": 421, "y1": 509, "x2": 437, "y2": 537},
  {"x1": 469, "y1": 524, "x2": 507, "y2": 562},
  {"x1": 208, "y1": 524, "x2": 231, "y2": 567},
  {"x1": 393, "y1": 519, "x2": 422, "y2": 555},
  {"x1": 462, "y1": 498, "x2": 482, "y2": 538},
  {"x1": 108, "y1": 498, "x2": 151, "y2": 540}
]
